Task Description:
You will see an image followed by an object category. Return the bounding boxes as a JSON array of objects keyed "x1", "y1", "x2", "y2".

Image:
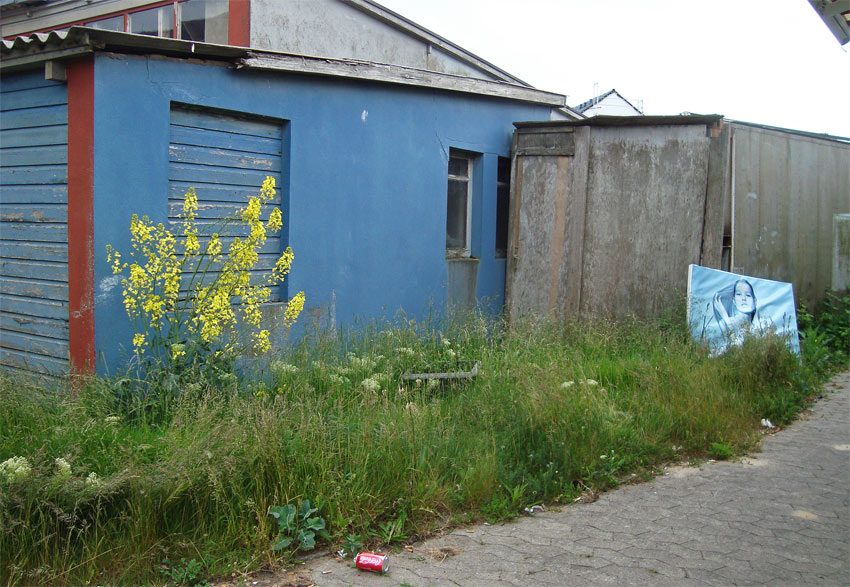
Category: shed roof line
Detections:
[{"x1": 0, "y1": 27, "x2": 565, "y2": 107}]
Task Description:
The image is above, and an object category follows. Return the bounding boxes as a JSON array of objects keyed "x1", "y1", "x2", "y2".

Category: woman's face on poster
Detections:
[{"x1": 734, "y1": 282, "x2": 755, "y2": 313}]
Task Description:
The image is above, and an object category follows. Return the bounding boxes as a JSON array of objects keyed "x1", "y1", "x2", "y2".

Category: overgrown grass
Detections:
[{"x1": 0, "y1": 308, "x2": 838, "y2": 585}]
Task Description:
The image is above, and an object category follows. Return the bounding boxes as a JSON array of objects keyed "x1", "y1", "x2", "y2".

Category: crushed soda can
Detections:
[{"x1": 354, "y1": 552, "x2": 389, "y2": 573}]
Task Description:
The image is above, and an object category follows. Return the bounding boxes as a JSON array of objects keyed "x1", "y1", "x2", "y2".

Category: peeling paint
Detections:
[
  {"x1": 361, "y1": 109, "x2": 368, "y2": 122},
  {"x1": 746, "y1": 192, "x2": 758, "y2": 200},
  {"x1": 96, "y1": 275, "x2": 122, "y2": 302}
]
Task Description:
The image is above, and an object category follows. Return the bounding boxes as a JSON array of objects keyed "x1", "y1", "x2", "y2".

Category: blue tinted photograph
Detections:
[{"x1": 688, "y1": 265, "x2": 800, "y2": 356}]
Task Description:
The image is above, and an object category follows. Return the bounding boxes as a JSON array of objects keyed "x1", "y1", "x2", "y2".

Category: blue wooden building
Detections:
[{"x1": 0, "y1": 27, "x2": 565, "y2": 375}]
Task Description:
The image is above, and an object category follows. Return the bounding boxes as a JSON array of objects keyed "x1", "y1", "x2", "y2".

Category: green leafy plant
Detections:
[
  {"x1": 708, "y1": 441, "x2": 734, "y2": 460},
  {"x1": 269, "y1": 500, "x2": 326, "y2": 551},
  {"x1": 160, "y1": 557, "x2": 207, "y2": 586},
  {"x1": 341, "y1": 534, "x2": 363, "y2": 558}
]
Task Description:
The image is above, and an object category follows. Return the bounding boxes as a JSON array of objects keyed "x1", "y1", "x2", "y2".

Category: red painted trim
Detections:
[
  {"x1": 228, "y1": 0, "x2": 250, "y2": 46},
  {"x1": 67, "y1": 58, "x2": 96, "y2": 376}
]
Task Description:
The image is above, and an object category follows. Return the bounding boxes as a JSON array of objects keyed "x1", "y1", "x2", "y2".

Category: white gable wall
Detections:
[
  {"x1": 250, "y1": 0, "x2": 503, "y2": 81},
  {"x1": 582, "y1": 93, "x2": 641, "y2": 117}
]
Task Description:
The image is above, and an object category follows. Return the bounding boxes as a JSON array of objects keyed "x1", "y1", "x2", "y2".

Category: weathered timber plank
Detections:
[
  {"x1": 0, "y1": 203, "x2": 67, "y2": 224},
  {"x1": 0, "y1": 221, "x2": 67, "y2": 243},
  {"x1": 0, "y1": 347, "x2": 68, "y2": 375},
  {"x1": 0, "y1": 144, "x2": 67, "y2": 167},
  {"x1": 0, "y1": 257, "x2": 67, "y2": 281},
  {"x1": 0, "y1": 293, "x2": 67, "y2": 321},
  {"x1": 0, "y1": 104, "x2": 68, "y2": 131},
  {"x1": 0, "y1": 311, "x2": 68, "y2": 339},
  {"x1": 0, "y1": 184, "x2": 67, "y2": 204},
  {"x1": 0, "y1": 240, "x2": 67, "y2": 262},
  {"x1": 0, "y1": 125, "x2": 67, "y2": 148},
  {"x1": 167, "y1": 181, "x2": 280, "y2": 204},
  {"x1": 0, "y1": 85, "x2": 68, "y2": 112},
  {"x1": 0, "y1": 164, "x2": 67, "y2": 186},
  {"x1": 0, "y1": 276, "x2": 68, "y2": 301},
  {"x1": 168, "y1": 163, "x2": 274, "y2": 187},
  {"x1": 0, "y1": 72, "x2": 65, "y2": 94},
  {"x1": 169, "y1": 143, "x2": 280, "y2": 172},
  {"x1": 171, "y1": 109, "x2": 282, "y2": 139},
  {"x1": 170, "y1": 125, "x2": 281, "y2": 156}
]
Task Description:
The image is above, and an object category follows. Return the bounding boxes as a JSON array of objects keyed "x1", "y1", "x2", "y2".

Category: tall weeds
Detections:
[{"x1": 0, "y1": 311, "x2": 826, "y2": 585}]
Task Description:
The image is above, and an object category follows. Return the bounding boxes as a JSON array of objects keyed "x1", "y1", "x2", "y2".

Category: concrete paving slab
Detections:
[{"x1": 247, "y1": 371, "x2": 850, "y2": 586}]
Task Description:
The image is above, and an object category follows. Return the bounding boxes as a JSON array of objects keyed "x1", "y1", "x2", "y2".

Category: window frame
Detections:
[{"x1": 446, "y1": 150, "x2": 474, "y2": 257}]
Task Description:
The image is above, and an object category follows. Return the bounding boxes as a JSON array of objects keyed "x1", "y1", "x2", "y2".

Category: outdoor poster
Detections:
[{"x1": 687, "y1": 265, "x2": 800, "y2": 356}]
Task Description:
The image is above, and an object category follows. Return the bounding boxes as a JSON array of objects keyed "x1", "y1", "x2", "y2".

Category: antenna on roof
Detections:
[{"x1": 593, "y1": 82, "x2": 599, "y2": 105}]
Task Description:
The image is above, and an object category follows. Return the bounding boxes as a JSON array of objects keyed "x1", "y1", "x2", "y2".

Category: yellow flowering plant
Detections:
[{"x1": 106, "y1": 177, "x2": 305, "y2": 374}]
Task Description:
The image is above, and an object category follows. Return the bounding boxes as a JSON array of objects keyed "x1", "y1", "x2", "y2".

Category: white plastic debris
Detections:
[
  {"x1": 523, "y1": 505, "x2": 545, "y2": 515},
  {"x1": 760, "y1": 418, "x2": 775, "y2": 428}
]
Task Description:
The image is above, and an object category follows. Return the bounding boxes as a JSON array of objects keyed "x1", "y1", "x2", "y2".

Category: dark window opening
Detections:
[{"x1": 495, "y1": 156, "x2": 510, "y2": 258}]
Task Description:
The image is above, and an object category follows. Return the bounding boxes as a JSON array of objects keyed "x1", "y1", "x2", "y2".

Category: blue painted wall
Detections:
[{"x1": 91, "y1": 53, "x2": 551, "y2": 370}]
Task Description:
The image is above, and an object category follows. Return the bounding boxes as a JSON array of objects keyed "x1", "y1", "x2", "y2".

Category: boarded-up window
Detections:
[
  {"x1": 0, "y1": 73, "x2": 69, "y2": 376},
  {"x1": 168, "y1": 105, "x2": 284, "y2": 301}
]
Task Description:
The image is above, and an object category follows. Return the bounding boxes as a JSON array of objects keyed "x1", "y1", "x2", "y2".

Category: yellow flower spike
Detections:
[{"x1": 267, "y1": 208, "x2": 283, "y2": 232}]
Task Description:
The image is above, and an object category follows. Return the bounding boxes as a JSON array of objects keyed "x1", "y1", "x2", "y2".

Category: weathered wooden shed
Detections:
[{"x1": 506, "y1": 116, "x2": 850, "y2": 321}]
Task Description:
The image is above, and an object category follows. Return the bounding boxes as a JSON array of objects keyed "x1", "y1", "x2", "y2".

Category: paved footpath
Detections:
[{"x1": 279, "y1": 371, "x2": 850, "y2": 586}]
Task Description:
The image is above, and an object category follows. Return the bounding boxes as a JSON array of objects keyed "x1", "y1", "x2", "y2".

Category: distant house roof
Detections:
[
  {"x1": 0, "y1": 27, "x2": 566, "y2": 107},
  {"x1": 572, "y1": 88, "x2": 642, "y2": 115}
]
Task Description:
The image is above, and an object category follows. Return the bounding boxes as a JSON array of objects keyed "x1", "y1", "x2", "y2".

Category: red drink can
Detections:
[{"x1": 354, "y1": 552, "x2": 389, "y2": 573}]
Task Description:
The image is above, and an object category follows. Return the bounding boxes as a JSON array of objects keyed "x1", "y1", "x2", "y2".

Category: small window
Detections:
[
  {"x1": 129, "y1": 5, "x2": 173, "y2": 38},
  {"x1": 180, "y1": 0, "x2": 229, "y2": 44},
  {"x1": 447, "y1": 150, "x2": 472, "y2": 254},
  {"x1": 495, "y1": 157, "x2": 511, "y2": 258},
  {"x1": 87, "y1": 15, "x2": 124, "y2": 31}
]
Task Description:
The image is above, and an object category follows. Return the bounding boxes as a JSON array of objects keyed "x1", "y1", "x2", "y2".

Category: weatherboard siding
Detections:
[
  {"x1": 168, "y1": 105, "x2": 285, "y2": 301},
  {"x1": 0, "y1": 71, "x2": 70, "y2": 376}
]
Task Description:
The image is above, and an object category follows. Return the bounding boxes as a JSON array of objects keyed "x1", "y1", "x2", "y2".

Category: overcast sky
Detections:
[{"x1": 378, "y1": 0, "x2": 850, "y2": 138}]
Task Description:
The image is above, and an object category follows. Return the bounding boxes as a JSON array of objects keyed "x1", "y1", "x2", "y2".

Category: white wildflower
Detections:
[
  {"x1": 54, "y1": 457, "x2": 72, "y2": 480},
  {"x1": 441, "y1": 337, "x2": 451, "y2": 346},
  {"x1": 0, "y1": 456, "x2": 32, "y2": 483},
  {"x1": 445, "y1": 349, "x2": 456, "y2": 359},
  {"x1": 426, "y1": 379, "x2": 439, "y2": 391},
  {"x1": 360, "y1": 376, "x2": 381, "y2": 392},
  {"x1": 270, "y1": 361, "x2": 298, "y2": 376},
  {"x1": 583, "y1": 379, "x2": 598, "y2": 386},
  {"x1": 560, "y1": 381, "x2": 575, "y2": 389},
  {"x1": 397, "y1": 347, "x2": 415, "y2": 357},
  {"x1": 85, "y1": 472, "x2": 103, "y2": 487}
]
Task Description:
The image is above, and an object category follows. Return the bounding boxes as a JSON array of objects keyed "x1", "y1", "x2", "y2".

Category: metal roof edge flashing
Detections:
[
  {"x1": 2, "y1": 27, "x2": 565, "y2": 106},
  {"x1": 514, "y1": 114, "x2": 724, "y2": 129},
  {"x1": 239, "y1": 51, "x2": 566, "y2": 106}
]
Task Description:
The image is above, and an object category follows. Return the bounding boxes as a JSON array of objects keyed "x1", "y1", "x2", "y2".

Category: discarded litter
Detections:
[
  {"x1": 760, "y1": 418, "x2": 775, "y2": 429},
  {"x1": 523, "y1": 505, "x2": 545, "y2": 515},
  {"x1": 354, "y1": 552, "x2": 389, "y2": 574}
]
